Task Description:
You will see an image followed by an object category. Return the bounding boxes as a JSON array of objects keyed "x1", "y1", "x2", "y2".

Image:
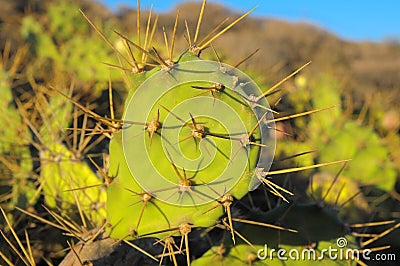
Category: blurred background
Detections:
[
  {"x1": 2, "y1": 0, "x2": 399, "y2": 111},
  {"x1": 101, "y1": 0, "x2": 400, "y2": 42},
  {"x1": 0, "y1": 0, "x2": 399, "y2": 264}
]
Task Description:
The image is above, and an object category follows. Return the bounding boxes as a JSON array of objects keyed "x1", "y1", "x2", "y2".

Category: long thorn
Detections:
[
  {"x1": 322, "y1": 162, "x2": 348, "y2": 201},
  {"x1": 184, "y1": 20, "x2": 192, "y2": 47},
  {"x1": 198, "y1": 18, "x2": 230, "y2": 47},
  {"x1": 350, "y1": 220, "x2": 395, "y2": 228},
  {"x1": 194, "y1": 0, "x2": 207, "y2": 44},
  {"x1": 142, "y1": 5, "x2": 153, "y2": 61},
  {"x1": 160, "y1": 104, "x2": 188, "y2": 126},
  {"x1": 80, "y1": 10, "x2": 132, "y2": 67},
  {"x1": 143, "y1": 13, "x2": 159, "y2": 63},
  {"x1": 114, "y1": 31, "x2": 166, "y2": 67},
  {"x1": 163, "y1": 26, "x2": 170, "y2": 59},
  {"x1": 68, "y1": 176, "x2": 87, "y2": 228},
  {"x1": 137, "y1": 0, "x2": 141, "y2": 50},
  {"x1": 123, "y1": 240, "x2": 159, "y2": 262},
  {"x1": 170, "y1": 10, "x2": 180, "y2": 62},
  {"x1": 164, "y1": 149, "x2": 184, "y2": 183},
  {"x1": 339, "y1": 190, "x2": 362, "y2": 208},
  {"x1": 152, "y1": 46, "x2": 169, "y2": 67},
  {"x1": 0, "y1": 230, "x2": 30, "y2": 266},
  {"x1": 232, "y1": 218, "x2": 297, "y2": 233},
  {"x1": 361, "y1": 222, "x2": 400, "y2": 247},
  {"x1": 108, "y1": 79, "x2": 115, "y2": 121},
  {"x1": 199, "y1": 6, "x2": 257, "y2": 51},
  {"x1": 0, "y1": 250, "x2": 14, "y2": 266},
  {"x1": 267, "y1": 160, "x2": 351, "y2": 176},
  {"x1": 24, "y1": 231, "x2": 35, "y2": 266},
  {"x1": 258, "y1": 61, "x2": 311, "y2": 100},
  {"x1": 248, "y1": 111, "x2": 269, "y2": 138},
  {"x1": 16, "y1": 207, "x2": 66, "y2": 232},
  {"x1": 67, "y1": 241, "x2": 84, "y2": 266},
  {"x1": 234, "y1": 48, "x2": 260, "y2": 68},
  {"x1": 1, "y1": 207, "x2": 33, "y2": 265},
  {"x1": 266, "y1": 106, "x2": 336, "y2": 123}
]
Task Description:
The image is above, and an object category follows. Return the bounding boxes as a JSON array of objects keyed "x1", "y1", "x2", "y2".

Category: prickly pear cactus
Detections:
[
  {"x1": 20, "y1": 1, "x2": 120, "y2": 93},
  {"x1": 97, "y1": 2, "x2": 398, "y2": 265},
  {"x1": 0, "y1": 57, "x2": 35, "y2": 210},
  {"x1": 317, "y1": 120, "x2": 396, "y2": 191},
  {"x1": 0, "y1": 42, "x2": 35, "y2": 210},
  {"x1": 107, "y1": 51, "x2": 277, "y2": 239},
  {"x1": 0, "y1": 71, "x2": 32, "y2": 178},
  {"x1": 280, "y1": 74, "x2": 397, "y2": 191},
  {"x1": 4, "y1": 2, "x2": 399, "y2": 266},
  {"x1": 37, "y1": 92, "x2": 106, "y2": 223}
]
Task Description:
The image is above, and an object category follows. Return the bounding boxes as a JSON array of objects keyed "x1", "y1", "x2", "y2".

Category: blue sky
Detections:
[{"x1": 99, "y1": 0, "x2": 400, "y2": 42}]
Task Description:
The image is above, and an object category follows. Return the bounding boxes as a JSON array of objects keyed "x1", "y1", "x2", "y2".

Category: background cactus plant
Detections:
[
  {"x1": 279, "y1": 74, "x2": 397, "y2": 191},
  {"x1": 20, "y1": 0, "x2": 122, "y2": 96},
  {"x1": 0, "y1": 45, "x2": 35, "y2": 211}
]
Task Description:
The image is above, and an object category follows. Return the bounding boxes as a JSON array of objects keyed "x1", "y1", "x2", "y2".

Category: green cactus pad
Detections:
[
  {"x1": 107, "y1": 57, "x2": 276, "y2": 239},
  {"x1": 40, "y1": 143, "x2": 106, "y2": 223}
]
